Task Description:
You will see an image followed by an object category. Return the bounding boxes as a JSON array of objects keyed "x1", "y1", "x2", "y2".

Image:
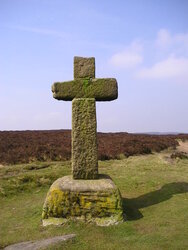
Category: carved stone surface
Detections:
[
  {"x1": 52, "y1": 78, "x2": 118, "y2": 101},
  {"x1": 74, "y1": 56, "x2": 95, "y2": 79},
  {"x1": 72, "y1": 98, "x2": 98, "y2": 179}
]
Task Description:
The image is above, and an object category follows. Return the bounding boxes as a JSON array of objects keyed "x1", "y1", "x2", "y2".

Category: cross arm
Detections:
[{"x1": 51, "y1": 78, "x2": 118, "y2": 101}]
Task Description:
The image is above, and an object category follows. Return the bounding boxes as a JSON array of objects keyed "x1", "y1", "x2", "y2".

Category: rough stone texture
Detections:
[
  {"x1": 52, "y1": 78, "x2": 118, "y2": 101},
  {"x1": 44, "y1": 56, "x2": 123, "y2": 226},
  {"x1": 50, "y1": 56, "x2": 118, "y2": 180},
  {"x1": 74, "y1": 56, "x2": 95, "y2": 79},
  {"x1": 72, "y1": 98, "x2": 98, "y2": 179},
  {"x1": 4, "y1": 235, "x2": 76, "y2": 250},
  {"x1": 42, "y1": 175, "x2": 124, "y2": 226}
]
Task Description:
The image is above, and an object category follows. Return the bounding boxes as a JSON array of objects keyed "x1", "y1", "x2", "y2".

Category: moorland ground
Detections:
[
  {"x1": 1, "y1": 130, "x2": 188, "y2": 164},
  {"x1": 0, "y1": 142, "x2": 188, "y2": 250}
]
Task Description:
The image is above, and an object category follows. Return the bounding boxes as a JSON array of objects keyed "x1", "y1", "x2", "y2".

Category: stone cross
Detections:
[{"x1": 52, "y1": 57, "x2": 118, "y2": 180}]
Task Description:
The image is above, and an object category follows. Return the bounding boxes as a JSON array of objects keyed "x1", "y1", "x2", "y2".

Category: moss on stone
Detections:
[
  {"x1": 42, "y1": 175, "x2": 124, "y2": 226},
  {"x1": 51, "y1": 78, "x2": 118, "y2": 101},
  {"x1": 72, "y1": 98, "x2": 98, "y2": 179},
  {"x1": 43, "y1": 217, "x2": 66, "y2": 226},
  {"x1": 74, "y1": 57, "x2": 95, "y2": 79}
]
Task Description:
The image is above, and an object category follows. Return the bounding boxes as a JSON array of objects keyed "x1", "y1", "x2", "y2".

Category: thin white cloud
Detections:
[
  {"x1": 155, "y1": 28, "x2": 188, "y2": 55},
  {"x1": 137, "y1": 55, "x2": 188, "y2": 80},
  {"x1": 6, "y1": 24, "x2": 118, "y2": 50},
  {"x1": 7, "y1": 24, "x2": 70, "y2": 39},
  {"x1": 109, "y1": 42, "x2": 143, "y2": 69},
  {"x1": 134, "y1": 29, "x2": 188, "y2": 83},
  {"x1": 156, "y1": 29, "x2": 171, "y2": 48}
]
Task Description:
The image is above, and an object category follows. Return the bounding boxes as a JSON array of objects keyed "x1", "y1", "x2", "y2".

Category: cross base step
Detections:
[{"x1": 42, "y1": 175, "x2": 124, "y2": 226}]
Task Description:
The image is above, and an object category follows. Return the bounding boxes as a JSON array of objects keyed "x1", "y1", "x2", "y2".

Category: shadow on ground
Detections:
[{"x1": 123, "y1": 182, "x2": 188, "y2": 221}]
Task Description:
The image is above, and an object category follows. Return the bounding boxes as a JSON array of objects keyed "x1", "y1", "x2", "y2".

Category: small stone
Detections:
[{"x1": 4, "y1": 234, "x2": 76, "y2": 250}]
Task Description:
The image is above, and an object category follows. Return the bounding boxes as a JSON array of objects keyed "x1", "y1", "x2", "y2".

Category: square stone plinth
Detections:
[{"x1": 42, "y1": 175, "x2": 124, "y2": 226}]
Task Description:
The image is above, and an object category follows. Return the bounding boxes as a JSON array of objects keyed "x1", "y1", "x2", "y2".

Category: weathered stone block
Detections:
[
  {"x1": 42, "y1": 175, "x2": 124, "y2": 226},
  {"x1": 74, "y1": 57, "x2": 95, "y2": 79},
  {"x1": 72, "y1": 98, "x2": 98, "y2": 179},
  {"x1": 52, "y1": 78, "x2": 118, "y2": 101}
]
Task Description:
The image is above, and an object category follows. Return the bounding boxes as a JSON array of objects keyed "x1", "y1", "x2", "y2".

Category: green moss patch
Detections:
[
  {"x1": 42, "y1": 175, "x2": 123, "y2": 226},
  {"x1": 52, "y1": 78, "x2": 118, "y2": 101}
]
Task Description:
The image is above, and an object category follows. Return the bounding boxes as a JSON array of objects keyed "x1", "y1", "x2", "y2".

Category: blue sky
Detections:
[{"x1": 0, "y1": 0, "x2": 188, "y2": 132}]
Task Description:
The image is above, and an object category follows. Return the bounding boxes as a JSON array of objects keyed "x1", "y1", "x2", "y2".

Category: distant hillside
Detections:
[
  {"x1": 0, "y1": 130, "x2": 188, "y2": 165},
  {"x1": 140, "y1": 132, "x2": 182, "y2": 135}
]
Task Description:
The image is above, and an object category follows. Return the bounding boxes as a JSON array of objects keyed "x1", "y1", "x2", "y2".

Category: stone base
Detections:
[{"x1": 42, "y1": 175, "x2": 124, "y2": 226}]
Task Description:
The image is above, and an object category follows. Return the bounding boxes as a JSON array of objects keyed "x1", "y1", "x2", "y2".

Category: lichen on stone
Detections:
[
  {"x1": 72, "y1": 98, "x2": 98, "y2": 179},
  {"x1": 42, "y1": 175, "x2": 124, "y2": 226},
  {"x1": 51, "y1": 78, "x2": 118, "y2": 101}
]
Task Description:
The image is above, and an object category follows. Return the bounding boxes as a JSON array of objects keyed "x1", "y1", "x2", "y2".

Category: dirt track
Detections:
[{"x1": 177, "y1": 141, "x2": 188, "y2": 153}]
